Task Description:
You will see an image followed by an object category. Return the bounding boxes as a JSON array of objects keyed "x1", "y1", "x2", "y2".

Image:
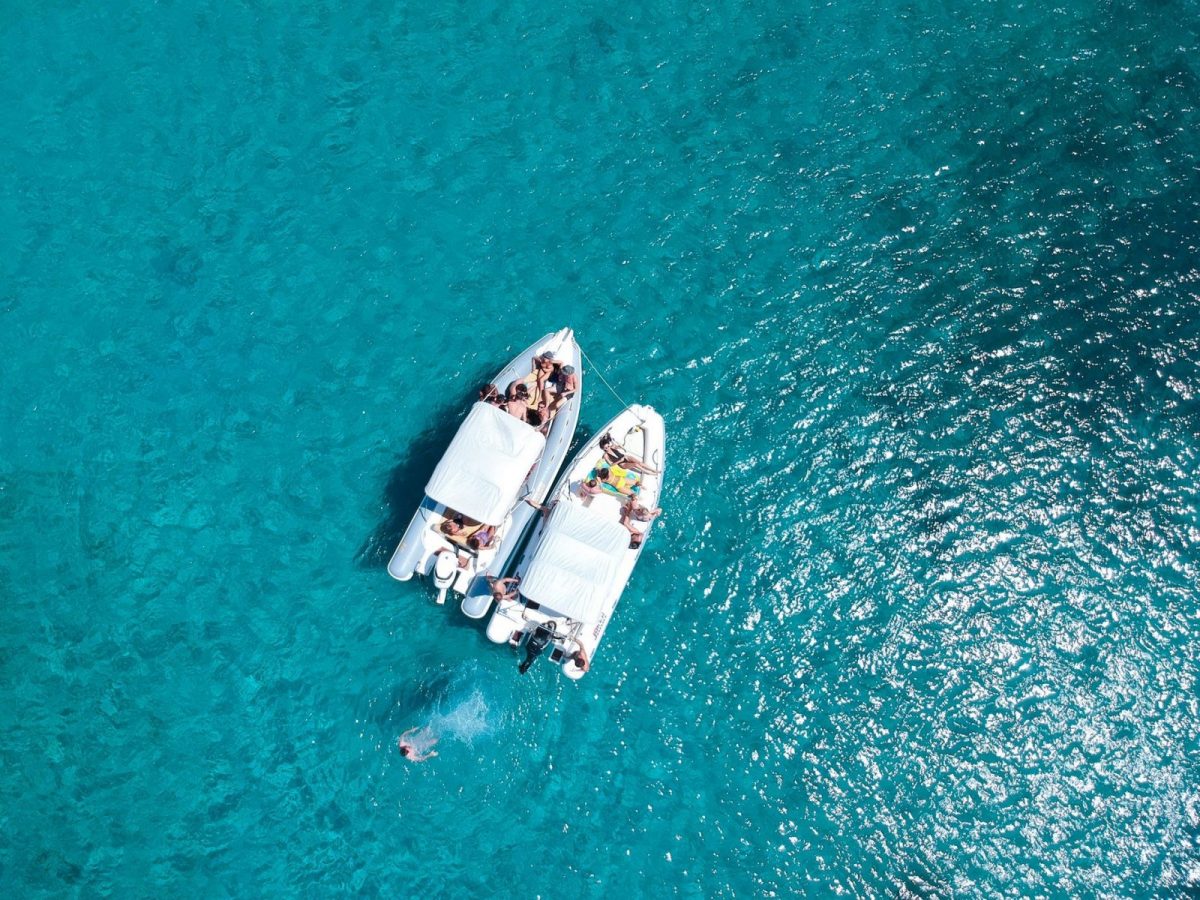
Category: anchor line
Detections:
[{"x1": 580, "y1": 345, "x2": 641, "y2": 420}]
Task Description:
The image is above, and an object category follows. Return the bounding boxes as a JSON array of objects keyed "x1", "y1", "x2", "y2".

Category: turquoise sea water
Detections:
[{"x1": 3, "y1": 0, "x2": 1199, "y2": 896}]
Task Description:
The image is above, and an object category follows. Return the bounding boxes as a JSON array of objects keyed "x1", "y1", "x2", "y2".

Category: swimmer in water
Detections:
[{"x1": 397, "y1": 726, "x2": 439, "y2": 762}]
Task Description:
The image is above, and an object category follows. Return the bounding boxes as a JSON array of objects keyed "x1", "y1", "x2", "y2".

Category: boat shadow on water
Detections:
[
  {"x1": 358, "y1": 400, "x2": 600, "y2": 573},
  {"x1": 355, "y1": 395, "x2": 475, "y2": 570}
]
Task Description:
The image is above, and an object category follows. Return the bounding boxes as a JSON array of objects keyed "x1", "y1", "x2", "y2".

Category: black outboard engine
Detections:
[{"x1": 518, "y1": 623, "x2": 557, "y2": 674}]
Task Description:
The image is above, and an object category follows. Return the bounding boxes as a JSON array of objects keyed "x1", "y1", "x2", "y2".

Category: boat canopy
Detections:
[
  {"x1": 425, "y1": 402, "x2": 546, "y2": 525},
  {"x1": 519, "y1": 500, "x2": 630, "y2": 622}
]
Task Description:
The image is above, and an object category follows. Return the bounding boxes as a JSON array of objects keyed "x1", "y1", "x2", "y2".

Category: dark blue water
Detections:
[{"x1": 2, "y1": 0, "x2": 1198, "y2": 896}]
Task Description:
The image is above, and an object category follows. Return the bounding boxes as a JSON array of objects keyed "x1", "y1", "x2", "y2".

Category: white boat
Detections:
[
  {"x1": 387, "y1": 328, "x2": 582, "y2": 606},
  {"x1": 484, "y1": 404, "x2": 665, "y2": 678}
]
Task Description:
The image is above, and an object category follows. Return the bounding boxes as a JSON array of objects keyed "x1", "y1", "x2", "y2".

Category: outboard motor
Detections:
[
  {"x1": 432, "y1": 552, "x2": 458, "y2": 605},
  {"x1": 518, "y1": 622, "x2": 557, "y2": 674}
]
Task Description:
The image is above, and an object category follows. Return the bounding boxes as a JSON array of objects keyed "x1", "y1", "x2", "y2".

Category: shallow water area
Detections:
[{"x1": 2, "y1": 0, "x2": 1199, "y2": 896}]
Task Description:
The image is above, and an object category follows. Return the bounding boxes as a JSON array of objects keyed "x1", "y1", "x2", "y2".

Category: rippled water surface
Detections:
[{"x1": 2, "y1": 1, "x2": 1199, "y2": 897}]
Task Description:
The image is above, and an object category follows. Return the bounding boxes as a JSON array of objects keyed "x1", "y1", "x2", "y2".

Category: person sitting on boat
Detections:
[
  {"x1": 570, "y1": 647, "x2": 589, "y2": 674},
  {"x1": 622, "y1": 496, "x2": 661, "y2": 526},
  {"x1": 516, "y1": 352, "x2": 555, "y2": 399},
  {"x1": 547, "y1": 364, "x2": 578, "y2": 414},
  {"x1": 527, "y1": 395, "x2": 551, "y2": 429},
  {"x1": 478, "y1": 383, "x2": 502, "y2": 406},
  {"x1": 467, "y1": 524, "x2": 496, "y2": 551},
  {"x1": 532, "y1": 350, "x2": 558, "y2": 386},
  {"x1": 440, "y1": 512, "x2": 466, "y2": 537},
  {"x1": 620, "y1": 497, "x2": 660, "y2": 549},
  {"x1": 599, "y1": 432, "x2": 658, "y2": 475},
  {"x1": 576, "y1": 475, "x2": 604, "y2": 499},
  {"x1": 486, "y1": 575, "x2": 520, "y2": 603},
  {"x1": 503, "y1": 382, "x2": 530, "y2": 422}
]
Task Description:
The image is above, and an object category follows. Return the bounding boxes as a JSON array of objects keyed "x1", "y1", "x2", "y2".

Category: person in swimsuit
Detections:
[
  {"x1": 440, "y1": 513, "x2": 465, "y2": 537},
  {"x1": 547, "y1": 365, "x2": 578, "y2": 414},
  {"x1": 620, "y1": 497, "x2": 660, "y2": 548},
  {"x1": 398, "y1": 726, "x2": 438, "y2": 762},
  {"x1": 570, "y1": 647, "x2": 589, "y2": 673},
  {"x1": 599, "y1": 433, "x2": 658, "y2": 475},
  {"x1": 515, "y1": 352, "x2": 555, "y2": 401},
  {"x1": 598, "y1": 465, "x2": 635, "y2": 496},
  {"x1": 553, "y1": 364, "x2": 578, "y2": 396},
  {"x1": 504, "y1": 382, "x2": 530, "y2": 421},
  {"x1": 487, "y1": 575, "x2": 521, "y2": 603},
  {"x1": 478, "y1": 383, "x2": 502, "y2": 406},
  {"x1": 468, "y1": 524, "x2": 496, "y2": 550},
  {"x1": 520, "y1": 354, "x2": 571, "y2": 418},
  {"x1": 532, "y1": 351, "x2": 558, "y2": 387},
  {"x1": 623, "y1": 496, "x2": 662, "y2": 523},
  {"x1": 527, "y1": 397, "x2": 549, "y2": 429},
  {"x1": 576, "y1": 475, "x2": 604, "y2": 499}
]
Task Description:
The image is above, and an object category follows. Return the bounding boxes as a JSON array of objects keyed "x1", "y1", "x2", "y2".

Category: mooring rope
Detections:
[{"x1": 580, "y1": 345, "x2": 641, "y2": 419}]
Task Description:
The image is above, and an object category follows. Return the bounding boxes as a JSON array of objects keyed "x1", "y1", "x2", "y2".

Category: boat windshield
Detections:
[
  {"x1": 425, "y1": 403, "x2": 546, "y2": 525},
  {"x1": 518, "y1": 501, "x2": 629, "y2": 622}
]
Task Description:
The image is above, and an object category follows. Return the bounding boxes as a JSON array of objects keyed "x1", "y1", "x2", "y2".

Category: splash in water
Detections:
[
  {"x1": 398, "y1": 663, "x2": 499, "y2": 760},
  {"x1": 428, "y1": 686, "x2": 492, "y2": 744}
]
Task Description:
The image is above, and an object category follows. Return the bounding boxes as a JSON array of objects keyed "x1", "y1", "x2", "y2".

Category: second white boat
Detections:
[{"x1": 484, "y1": 404, "x2": 666, "y2": 678}]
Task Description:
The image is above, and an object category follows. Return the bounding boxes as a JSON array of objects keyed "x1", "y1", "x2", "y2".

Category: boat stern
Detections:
[{"x1": 461, "y1": 581, "x2": 495, "y2": 619}]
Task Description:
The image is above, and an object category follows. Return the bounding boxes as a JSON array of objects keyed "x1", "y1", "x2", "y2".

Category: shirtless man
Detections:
[
  {"x1": 486, "y1": 575, "x2": 521, "y2": 603},
  {"x1": 504, "y1": 382, "x2": 531, "y2": 421}
]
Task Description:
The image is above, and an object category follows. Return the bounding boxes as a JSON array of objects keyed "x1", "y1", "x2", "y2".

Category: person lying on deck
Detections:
[
  {"x1": 622, "y1": 496, "x2": 661, "y2": 524},
  {"x1": 598, "y1": 465, "x2": 636, "y2": 496},
  {"x1": 599, "y1": 433, "x2": 659, "y2": 475},
  {"x1": 439, "y1": 512, "x2": 490, "y2": 549}
]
